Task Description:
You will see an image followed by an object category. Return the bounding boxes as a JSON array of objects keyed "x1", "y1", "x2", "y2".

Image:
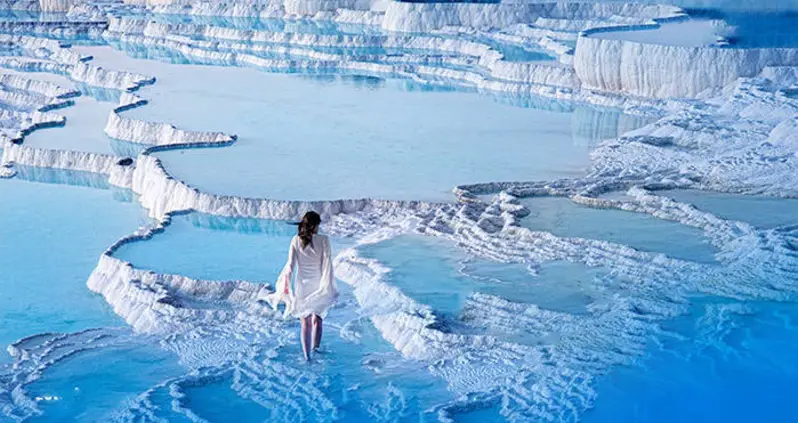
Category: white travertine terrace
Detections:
[
  {"x1": 2, "y1": 142, "x2": 118, "y2": 172},
  {"x1": 576, "y1": 28, "x2": 798, "y2": 98},
  {"x1": 117, "y1": 0, "x2": 798, "y2": 99},
  {"x1": 0, "y1": 0, "x2": 39, "y2": 11},
  {"x1": 1, "y1": 1, "x2": 798, "y2": 421},
  {"x1": 0, "y1": 73, "x2": 76, "y2": 98}
]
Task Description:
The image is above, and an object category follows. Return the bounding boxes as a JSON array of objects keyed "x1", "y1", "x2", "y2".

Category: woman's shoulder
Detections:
[{"x1": 315, "y1": 234, "x2": 331, "y2": 245}]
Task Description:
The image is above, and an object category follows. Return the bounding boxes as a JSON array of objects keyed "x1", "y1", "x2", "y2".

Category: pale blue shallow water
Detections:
[
  {"x1": 0, "y1": 173, "x2": 145, "y2": 354},
  {"x1": 77, "y1": 43, "x2": 646, "y2": 202},
  {"x1": 519, "y1": 196, "x2": 718, "y2": 263},
  {"x1": 660, "y1": 189, "x2": 798, "y2": 229},
  {"x1": 113, "y1": 213, "x2": 298, "y2": 283},
  {"x1": 136, "y1": 67, "x2": 629, "y2": 201},
  {"x1": 24, "y1": 95, "x2": 118, "y2": 155},
  {"x1": 360, "y1": 235, "x2": 611, "y2": 317}
]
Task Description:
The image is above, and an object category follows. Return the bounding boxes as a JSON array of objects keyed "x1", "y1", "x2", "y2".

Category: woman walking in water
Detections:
[{"x1": 266, "y1": 211, "x2": 338, "y2": 361}]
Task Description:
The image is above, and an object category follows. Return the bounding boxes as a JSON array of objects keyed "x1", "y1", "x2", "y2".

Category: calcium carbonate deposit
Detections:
[{"x1": 1, "y1": 0, "x2": 797, "y2": 422}]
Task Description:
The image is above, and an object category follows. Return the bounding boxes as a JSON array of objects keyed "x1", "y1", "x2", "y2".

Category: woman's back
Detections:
[
  {"x1": 285, "y1": 231, "x2": 336, "y2": 320},
  {"x1": 293, "y1": 234, "x2": 329, "y2": 282}
]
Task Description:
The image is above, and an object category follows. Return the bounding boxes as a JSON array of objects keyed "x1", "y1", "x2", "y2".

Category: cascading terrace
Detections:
[{"x1": 1, "y1": 0, "x2": 797, "y2": 422}]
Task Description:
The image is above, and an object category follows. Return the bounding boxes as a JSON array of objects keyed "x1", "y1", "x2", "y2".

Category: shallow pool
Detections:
[
  {"x1": 591, "y1": 19, "x2": 722, "y2": 47},
  {"x1": 112, "y1": 211, "x2": 358, "y2": 283},
  {"x1": 24, "y1": 95, "x2": 118, "y2": 155},
  {"x1": 113, "y1": 212, "x2": 297, "y2": 282},
  {"x1": 360, "y1": 235, "x2": 612, "y2": 317},
  {"x1": 519, "y1": 196, "x2": 717, "y2": 263},
  {"x1": 79, "y1": 44, "x2": 643, "y2": 202},
  {"x1": 661, "y1": 189, "x2": 798, "y2": 229},
  {"x1": 142, "y1": 67, "x2": 633, "y2": 202},
  {"x1": 0, "y1": 172, "x2": 145, "y2": 357}
]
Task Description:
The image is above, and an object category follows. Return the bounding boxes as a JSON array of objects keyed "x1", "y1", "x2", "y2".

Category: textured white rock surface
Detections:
[
  {"x1": 576, "y1": 25, "x2": 798, "y2": 98},
  {"x1": 2, "y1": 142, "x2": 118, "y2": 173},
  {"x1": 1, "y1": 3, "x2": 797, "y2": 421},
  {"x1": 381, "y1": 2, "x2": 682, "y2": 33}
]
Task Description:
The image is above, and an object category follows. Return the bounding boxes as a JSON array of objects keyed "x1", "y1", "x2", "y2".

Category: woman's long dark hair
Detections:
[{"x1": 296, "y1": 211, "x2": 321, "y2": 248}]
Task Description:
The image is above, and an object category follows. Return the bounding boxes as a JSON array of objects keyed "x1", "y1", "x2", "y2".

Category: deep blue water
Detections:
[
  {"x1": 585, "y1": 299, "x2": 798, "y2": 423},
  {"x1": 26, "y1": 339, "x2": 184, "y2": 422},
  {"x1": 686, "y1": 8, "x2": 798, "y2": 47}
]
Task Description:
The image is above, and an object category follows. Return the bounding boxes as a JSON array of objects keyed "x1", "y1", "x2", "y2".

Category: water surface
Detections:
[
  {"x1": 519, "y1": 196, "x2": 717, "y2": 263},
  {"x1": 77, "y1": 45, "x2": 642, "y2": 202},
  {"x1": 0, "y1": 174, "x2": 145, "y2": 358}
]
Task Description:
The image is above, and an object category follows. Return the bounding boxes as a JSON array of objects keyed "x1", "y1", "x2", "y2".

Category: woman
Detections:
[{"x1": 266, "y1": 211, "x2": 338, "y2": 361}]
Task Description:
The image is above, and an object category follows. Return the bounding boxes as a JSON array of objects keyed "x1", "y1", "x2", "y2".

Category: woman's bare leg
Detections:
[
  {"x1": 300, "y1": 316, "x2": 312, "y2": 361},
  {"x1": 312, "y1": 315, "x2": 323, "y2": 351}
]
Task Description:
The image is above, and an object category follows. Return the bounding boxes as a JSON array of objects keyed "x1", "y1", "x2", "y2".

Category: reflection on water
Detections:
[
  {"x1": 184, "y1": 211, "x2": 297, "y2": 235},
  {"x1": 109, "y1": 137, "x2": 149, "y2": 157},
  {"x1": 464, "y1": 35, "x2": 556, "y2": 62},
  {"x1": 13, "y1": 165, "x2": 111, "y2": 189},
  {"x1": 571, "y1": 106, "x2": 653, "y2": 148},
  {"x1": 297, "y1": 73, "x2": 388, "y2": 91},
  {"x1": 12, "y1": 165, "x2": 139, "y2": 204},
  {"x1": 74, "y1": 83, "x2": 124, "y2": 103}
]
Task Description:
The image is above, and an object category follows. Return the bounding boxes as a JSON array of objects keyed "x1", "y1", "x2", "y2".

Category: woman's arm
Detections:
[
  {"x1": 263, "y1": 236, "x2": 297, "y2": 316},
  {"x1": 281, "y1": 237, "x2": 297, "y2": 294},
  {"x1": 319, "y1": 236, "x2": 337, "y2": 294}
]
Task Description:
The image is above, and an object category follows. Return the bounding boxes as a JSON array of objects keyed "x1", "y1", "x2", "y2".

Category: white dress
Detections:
[{"x1": 265, "y1": 234, "x2": 338, "y2": 319}]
